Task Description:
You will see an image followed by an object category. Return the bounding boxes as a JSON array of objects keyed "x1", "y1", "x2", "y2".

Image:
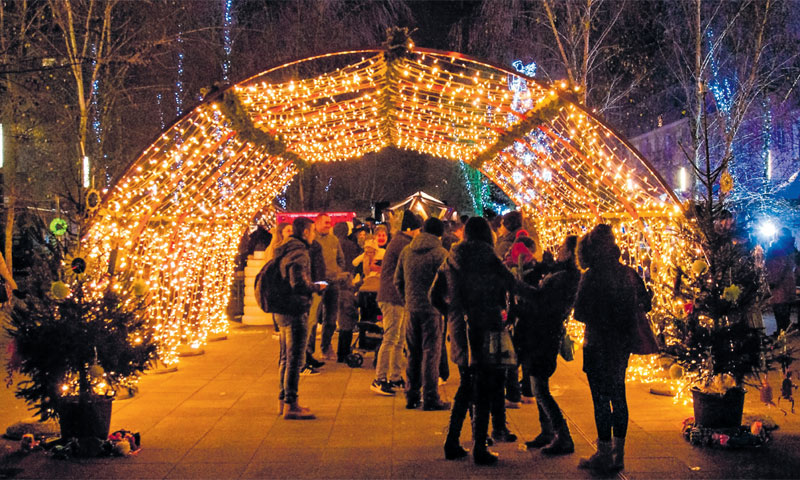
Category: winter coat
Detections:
[
  {"x1": 495, "y1": 228, "x2": 521, "y2": 259},
  {"x1": 430, "y1": 250, "x2": 467, "y2": 366},
  {"x1": 316, "y1": 232, "x2": 346, "y2": 283},
  {"x1": 377, "y1": 232, "x2": 413, "y2": 305},
  {"x1": 574, "y1": 256, "x2": 649, "y2": 375},
  {"x1": 444, "y1": 240, "x2": 516, "y2": 366},
  {"x1": 272, "y1": 237, "x2": 321, "y2": 315},
  {"x1": 394, "y1": 232, "x2": 448, "y2": 313},
  {"x1": 515, "y1": 261, "x2": 581, "y2": 378},
  {"x1": 766, "y1": 239, "x2": 797, "y2": 305}
]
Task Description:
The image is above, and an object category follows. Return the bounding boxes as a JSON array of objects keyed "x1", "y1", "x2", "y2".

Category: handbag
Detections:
[
  {"x1": 559, "y1": 329, "x2": 575, "y2": 361},
  {"x1": 630, "y1": 310, "x2": 659, "y2": 355},
  {"x1": 483, "y1": 329, "x2": 517, "y2": 367}
]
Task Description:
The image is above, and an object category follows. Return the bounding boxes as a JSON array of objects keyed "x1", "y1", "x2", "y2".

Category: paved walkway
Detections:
[{"x1": 2, "y1": 323, "x2": 800, "y2": 479}]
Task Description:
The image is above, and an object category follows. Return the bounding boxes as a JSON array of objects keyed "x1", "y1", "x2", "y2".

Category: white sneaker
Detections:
[{"x1": 300, "y1": 365, "x2": 321, "y2": 376}]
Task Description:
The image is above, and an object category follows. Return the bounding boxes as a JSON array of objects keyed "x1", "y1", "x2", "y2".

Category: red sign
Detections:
[{"x1": 276, "y1": 211, "x2": 356, "y2": 225}]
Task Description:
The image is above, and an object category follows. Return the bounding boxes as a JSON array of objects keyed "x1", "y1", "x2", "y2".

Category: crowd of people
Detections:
[{"x1": 256, "y1": 208, "x2": 799, "y2": 472}]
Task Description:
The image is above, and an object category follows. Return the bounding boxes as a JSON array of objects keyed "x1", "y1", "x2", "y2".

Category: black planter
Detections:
[
  {"x1": 692, "y1": 387, "x2": 745, "y2": 429},
  {"x1": 58, "y1": 397, "x2": 113, "y2": 439}
]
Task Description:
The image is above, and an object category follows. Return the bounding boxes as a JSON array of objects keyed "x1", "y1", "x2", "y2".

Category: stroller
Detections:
[{"x1": 345, "y1": 287, "x2": 384, "y2": 368}]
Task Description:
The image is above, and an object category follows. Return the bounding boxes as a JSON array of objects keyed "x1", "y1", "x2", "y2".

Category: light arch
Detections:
[{"x1": 85, "y1": 40, "x2": 684, "y2": 365}]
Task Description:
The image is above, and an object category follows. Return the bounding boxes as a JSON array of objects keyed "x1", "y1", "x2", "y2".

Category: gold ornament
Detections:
[
  {"x1": 50, "y1": 281, "x2": 70, "y2": 300},
  {"x1": 720, "y1": 170, "x2": 733, "y2": 193},
  {"x1": 691, "y1": 259, "x2": 708, "y2": 276}
]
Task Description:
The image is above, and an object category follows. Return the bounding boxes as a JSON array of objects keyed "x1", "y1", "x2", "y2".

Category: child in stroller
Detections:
[{"x1": 347, "y1": 238, "x2": 385, "y2": 367}]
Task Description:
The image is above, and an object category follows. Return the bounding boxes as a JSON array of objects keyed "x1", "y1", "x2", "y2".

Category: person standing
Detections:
[
  {"x1": 314, "y1": 213, "x2": 347, "y2": 360},
  {"x1": 334, "y1": 221, "x2": 359, "y2": 362},
  {"x1": 766, "y1": 228, "x2": 798, "y2": 334},
  {"x1": 516, "y1": 235, "x2": 580, "y2": 455},
  {"x1": 394, "y1": 217, "x2": 449, "y2": 411},
  {"x1": 273, "y1": 217, "x2": 327, "y2": 420},
  {"x1": 440, "y1": 217, "x2": 517, "y2": 465},
  {"x1": 370, "y1": 211, "x2": 421, "y2": 395},
  {"x1": 574, "y1": 224, "x2": 650, "y2": 473}
]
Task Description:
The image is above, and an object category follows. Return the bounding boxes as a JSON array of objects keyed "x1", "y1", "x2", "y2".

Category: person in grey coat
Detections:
[{"x1": 394, "y1": 217, "x2": 449, "y2": 411}]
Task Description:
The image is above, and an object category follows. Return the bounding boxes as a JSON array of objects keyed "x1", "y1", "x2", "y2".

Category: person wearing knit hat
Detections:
[{"x1": 371, "y1": 210, "x2": 420, "y2": 396}]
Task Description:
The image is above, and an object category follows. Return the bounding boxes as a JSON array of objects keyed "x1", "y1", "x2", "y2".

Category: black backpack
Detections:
[{"x1": 255, "y1": 258, "x2": 286, "y2": 313}]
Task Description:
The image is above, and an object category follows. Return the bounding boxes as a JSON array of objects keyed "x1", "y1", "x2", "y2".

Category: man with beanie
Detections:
[
  {"x1": 371, "y1": 210, "x2": 421, "y2": 396},
  {"x1": 313, "y1": 213, "x2": 347, "y2": 360},
  {"x1": 394, "y1": 216, "x2": 450, "y2": 410}
]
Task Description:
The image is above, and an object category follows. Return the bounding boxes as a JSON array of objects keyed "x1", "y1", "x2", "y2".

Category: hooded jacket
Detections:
[
  {"x1": 573, "y1": 234, "x2": 649, "y2": 372},
  {"x1": 394, "y1": 232, "x2": 447, "y2": 313},
  {"x1": 271, "y1": 237, "x2": 319, "y2": 315},
  {"x1": 377, "y1": 231, "x2": 413, "y2": 305}
]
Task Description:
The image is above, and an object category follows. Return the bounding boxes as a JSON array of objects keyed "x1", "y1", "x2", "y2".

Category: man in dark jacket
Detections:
[
  {"x1": 334, "y1": 221, "x2": 359, "y2": 362},
  {"x1": 371, "y1": 211, "x2": 421, "y2": 396},
  {"x1": 273, "y1": 217, "x2": 326, "y2": 420},
  {"x1": 394, "y1": 217, "x2": 449, "y2": 410}
]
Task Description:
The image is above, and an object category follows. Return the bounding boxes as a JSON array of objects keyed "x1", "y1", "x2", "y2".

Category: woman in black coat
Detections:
[
  {"x1": 516, "y1": 235, "x2": 580, "y2": 455},
  {"x1": 573, "y1": 224, "x2": 649, "y2": 473},
  {"x1": 430, "y1": 217, "x2": 516, "y2": 465}
]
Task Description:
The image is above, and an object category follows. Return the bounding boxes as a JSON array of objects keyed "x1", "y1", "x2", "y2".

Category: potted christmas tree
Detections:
[
  {"x1": 5, "y1": 238, "x2": 157, "y2": 440},
  {"x1": 663, "y1": 136, "x2": 783, "y2": 428}
]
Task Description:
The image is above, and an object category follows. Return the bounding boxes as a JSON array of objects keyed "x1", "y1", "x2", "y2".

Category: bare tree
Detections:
[{"x1": 662, "y1": 0, "x2": 800, "y2": 223}]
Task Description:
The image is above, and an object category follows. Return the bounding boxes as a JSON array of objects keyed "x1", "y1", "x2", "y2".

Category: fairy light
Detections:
[{"x1": 84, "y1": 46, "x2": 685, "y2": 374}]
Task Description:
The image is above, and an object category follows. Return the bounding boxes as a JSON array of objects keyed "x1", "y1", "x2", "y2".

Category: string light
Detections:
[{"x1": 85, "y1": 45, "x2": 684, "y2": 372}]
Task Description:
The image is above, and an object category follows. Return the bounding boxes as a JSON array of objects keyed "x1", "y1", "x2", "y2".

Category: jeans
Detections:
[
  {"x1": 306, "y1": 293, "x2": 323, "y2": 357},
  {"x1": 532, "y1": 374, "x2": 565, "y2": 431},
  {"x1": 276, "y1": 313, "x2": 309, "y2": 405},
  {"x1": 586, "y1": 352, "x2": 630, "y2": 441},
  {"x1": 406, "y1": 310, "x2": 442, "y2": 403},
  {"x1": 317, "y1": 284, "x2": 340, "y2": 353},
  {"x1": 376, "y1": 303, "x2": 408, "y2": 382}
]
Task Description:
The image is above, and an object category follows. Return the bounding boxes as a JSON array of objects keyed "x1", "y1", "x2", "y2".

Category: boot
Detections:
[
  {"x1": 283, "y1": 402, "x2": 316, "y2": 420},
  {"x1": 336, "y1": 330, "x2": 353, "y2": 363},
  {"x1": 444, "y1": 395, "x2": 470, "y2": 460},
  {"x1": 611, "y1": 436, "x2": 625, "y2": 470},
  {"x1": 525, "y1": 402, "x2": 554, "y2": 449},
  {"x1": 541, "y1": 421, "x2": 574, "y2": 455},
  {"x1": 473, "y1": 446, "x2": 499, "y2": 466},
  {"x1": 577, "y1": 439, "x2": 613, "y2": 473}
]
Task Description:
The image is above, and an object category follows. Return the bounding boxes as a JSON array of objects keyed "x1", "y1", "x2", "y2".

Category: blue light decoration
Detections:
[
  {"x1": 175, "y1": 33, "x2": 185, "y2": 117},
  {"x1": 222, "y1": 0, "x2": 233, "y2": 82},
  {"x1": 215, "y1": 0, "x2": 235, "y2": 197},
  {"x1": 706, "y1": 29, "x2": 735, "y2": 119}
]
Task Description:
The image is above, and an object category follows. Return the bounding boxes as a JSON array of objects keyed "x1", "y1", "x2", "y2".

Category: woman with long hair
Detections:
[
  {"x1": 433, "y1": 216, "x2": 517, "y2": 465},
  {"x1": 573, "y1": 224, "x2": 650, "y2": 473}
]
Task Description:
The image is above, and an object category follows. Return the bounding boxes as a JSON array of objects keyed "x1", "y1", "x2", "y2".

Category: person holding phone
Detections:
[{"x1": 273, "y1": 217, "x2": 327, "y2": 420}]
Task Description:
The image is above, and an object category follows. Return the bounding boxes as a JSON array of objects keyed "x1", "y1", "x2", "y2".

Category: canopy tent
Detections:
[
  {"x1": 386, "y1": 191, "x2": 458, "y2": 222},
  {"x1": 83, "y1": 33, "x2": 684, "y2": 365}
]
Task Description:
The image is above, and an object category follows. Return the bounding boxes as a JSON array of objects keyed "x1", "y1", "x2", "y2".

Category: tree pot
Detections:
[
  {"x1": 691, "y1": 387, "x2": 745, "y2": 429},
  {"x1": 57, "y1": 396, "x2": 113, "y2": 440}
]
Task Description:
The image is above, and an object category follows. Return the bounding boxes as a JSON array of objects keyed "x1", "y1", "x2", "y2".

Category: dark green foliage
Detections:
[
  {"x1": 5, "y1": 282, "x2": 157, "y2": 421},
  {"x1": 663, "y1": 201, "x2": 788, "y2": 389}
]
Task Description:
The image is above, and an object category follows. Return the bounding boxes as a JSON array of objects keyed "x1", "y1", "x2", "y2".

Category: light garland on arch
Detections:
[{"x1": 82, "y1": 35, "x2": 688, "y2": 375}]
